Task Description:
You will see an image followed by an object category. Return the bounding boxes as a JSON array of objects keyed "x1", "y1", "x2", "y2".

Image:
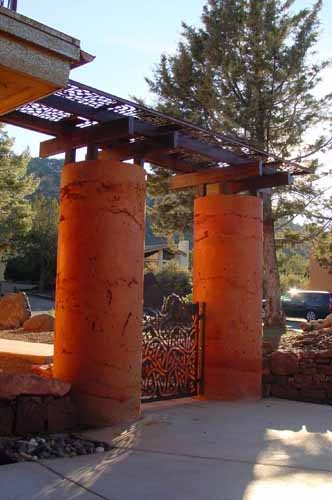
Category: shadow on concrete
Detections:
[{"x1": 25, "y1": 398, "x2": 332, "y2": 500}]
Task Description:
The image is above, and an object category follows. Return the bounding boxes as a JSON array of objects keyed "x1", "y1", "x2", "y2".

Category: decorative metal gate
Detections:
[{"x1": 141, "y1": 295, "x2": 204, "y2": 402}]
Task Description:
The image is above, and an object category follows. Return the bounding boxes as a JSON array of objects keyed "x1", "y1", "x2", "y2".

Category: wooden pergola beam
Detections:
[
  {"x1": 170, "y1": 163, "x2": 262, "y2": 190},
  {"x1": 144, "y1": 151, "x2": 199, "y2": 173},
  {"x1": 101, "y1": 133, "x2": 201, "y2": 172},
  {"x1": 39, "y1": 117, "x2": 134, "y2": 157},
  {"x1": 174, "y1": 132, "x2": 249, "y2": 166},
  {"x1": 100, "y1": 134, "x2": 176, "y2": 161},
  {"x1": 226, "y1": 172, "x2": 293, "y2": 194}
]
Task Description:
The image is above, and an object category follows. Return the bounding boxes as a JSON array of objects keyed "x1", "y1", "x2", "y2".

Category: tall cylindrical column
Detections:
[
  {"x1": 194, "y1": 194, "x2": 263, "y2": 400},
  {"x1": 54, "y1": 160, "x2": 146, "y2": 426}
]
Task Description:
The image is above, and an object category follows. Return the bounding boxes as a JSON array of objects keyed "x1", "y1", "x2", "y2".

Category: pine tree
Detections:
[
  {"x1": 145, "y1": 0, "x2": 332, "y2": 326},
  {"x1": 7, "y1": 196, "x2": 59, "y2": 291},
  {"x1": 26, "y1": 196, "x2": 59, "y2": 292},
  {"x1": 0, "y1": 125, "x2": 38, "y2": 272}
]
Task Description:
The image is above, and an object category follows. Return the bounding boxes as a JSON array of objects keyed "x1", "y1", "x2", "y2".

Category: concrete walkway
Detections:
[{"x1": 2, "y1": 398, "x2": 332, "y2": 499}]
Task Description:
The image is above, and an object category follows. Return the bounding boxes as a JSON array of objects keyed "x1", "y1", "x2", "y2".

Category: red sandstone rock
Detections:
[
  {"x1": 15, "y1": 397, "x2": 47, "y2": 434},
  {"x1": 271, "y1": 351, "x2": 299, "y2": 376},
  {"x1": 262, "y1": 341, "x2": 274, "y2": 355},
  {"x1": 314, "y1": 350, "x2": 332, "y2": 359},
  {"x1": 31, "y1": 364, "x2": 53, "y2": 378},
  {"x1": 262, "y1": 355, "x2": 271, "y2": 376},
  {"x1": 0, "y1": 293, "x2": 31, "y2": 330},
  {"x1": 47, "y1": 395, "x2": 77, "y2": 432},
  {"x1": 0, "y1": 372, "x2": 70, "y2": 399},
  {"x1": 294, "y1": 374, "x2": 313, "y2": 385},
  {"x1": 271, "y1": 383, "x2": 299, "y2": 400},
  {"x1": 300, "y1": 386, "x2": 327, "y2": 401},
  {"x1": 0, "y1": 400, "x2": 14, "y2": 435},
  {"x1": 23, "y1": 313, "x2": 54, "y2": 332}
]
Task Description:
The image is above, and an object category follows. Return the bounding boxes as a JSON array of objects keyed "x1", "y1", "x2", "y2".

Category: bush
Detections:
[{"x1": 153, "y1": 262, "x2": 192, "y2": 298}]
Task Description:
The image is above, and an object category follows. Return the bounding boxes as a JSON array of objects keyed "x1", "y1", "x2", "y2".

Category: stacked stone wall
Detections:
[
  {"x1": 263, "y1": 349, "x2": 332, "y2": 404},
  {"x1": 0, "y1": 394, "x2": 76, "y2": 436}
]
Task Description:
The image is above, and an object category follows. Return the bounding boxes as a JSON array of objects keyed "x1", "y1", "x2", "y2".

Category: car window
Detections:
[
  {"x1": 302, "y1": 293, "x2": 327, "y2": 305},
  {"x1": 283, "y1": 292, "x2": 328, "y2": 305}
]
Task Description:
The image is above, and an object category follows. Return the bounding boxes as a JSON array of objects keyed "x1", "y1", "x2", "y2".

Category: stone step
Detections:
[{"x1": 0, "y1": 339, "x2": 53, "y2": 373}]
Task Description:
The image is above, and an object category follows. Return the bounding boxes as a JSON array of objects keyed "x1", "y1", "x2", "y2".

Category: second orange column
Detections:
[{"x1": 194, "y1": 194, "x2": 263, "y2": 400}]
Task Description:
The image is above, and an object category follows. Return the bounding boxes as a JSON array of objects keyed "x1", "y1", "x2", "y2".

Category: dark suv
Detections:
[{"x1": 281, "y1": 290, "x2": 332, "y2": 321}]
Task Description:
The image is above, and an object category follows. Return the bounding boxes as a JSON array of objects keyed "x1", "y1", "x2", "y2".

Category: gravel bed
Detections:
[
  {"x1": 278, "y1": 327, "x2": 332, "y2": 352},
  {"x1": 0, "y1": 329, "x2": 54, "y2": 344},
  {"x1": 0, "y1": 433, "x2": 111, "y2": 465}
]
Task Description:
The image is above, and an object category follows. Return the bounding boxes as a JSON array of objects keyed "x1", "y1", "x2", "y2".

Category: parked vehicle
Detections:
[{"x1": 281, "y1": 289, "x2": 332, "y2": 321}]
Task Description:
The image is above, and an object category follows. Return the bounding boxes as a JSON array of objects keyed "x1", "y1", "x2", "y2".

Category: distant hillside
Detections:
[
  {"x1": 28, "y1": 157, "x2": 63, "y2": 198},
  {"x1": 27, "y1": 157, "x2": 169, "y2": 247}
]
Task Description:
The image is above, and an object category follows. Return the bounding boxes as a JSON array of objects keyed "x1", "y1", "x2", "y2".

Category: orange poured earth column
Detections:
[
  {"x1": 54, "y1": 160, "x2": 146, "y2": 426},
  {"x1": 194, "y1": 194, "x2": 263, "y2": 400}
]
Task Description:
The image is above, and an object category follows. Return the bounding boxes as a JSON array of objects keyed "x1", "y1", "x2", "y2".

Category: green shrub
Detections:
[{"x1": 153, "y1": 262, "x2": 192, "y2": 298}]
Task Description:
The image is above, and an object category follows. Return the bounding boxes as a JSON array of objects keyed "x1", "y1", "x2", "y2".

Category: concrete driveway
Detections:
[{"x1": 2, "y1": 398, "x2": 332, "y2": 499}]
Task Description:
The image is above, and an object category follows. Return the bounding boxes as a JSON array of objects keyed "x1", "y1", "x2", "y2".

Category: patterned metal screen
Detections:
[{"x1": 142, "y1": 295, "x2": 203, "y2": 402}]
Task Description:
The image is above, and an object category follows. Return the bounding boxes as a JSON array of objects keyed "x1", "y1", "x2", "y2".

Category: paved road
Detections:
[
  {"x1": 286, "y1": 317, "x2": 304, "y2": 331},
  {"x1": 28, "y1": 295, "x2": 55, "y2": 316},
  {"x1": 27, "y1": 296, "x2": 307, "y2": 328}
]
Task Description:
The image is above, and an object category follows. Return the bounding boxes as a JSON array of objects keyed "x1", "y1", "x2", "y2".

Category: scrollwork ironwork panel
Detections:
[{"x1": 142, "y1": 295, "x2": 200, "y2": 402}]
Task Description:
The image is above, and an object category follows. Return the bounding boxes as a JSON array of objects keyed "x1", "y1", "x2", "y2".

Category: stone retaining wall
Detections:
[
  {"x1": 0, "y1": 394, "x2": 77, "y2": 436},
  {"x1": 263, "y1": 349, "x2": 332, "y2": 404}
]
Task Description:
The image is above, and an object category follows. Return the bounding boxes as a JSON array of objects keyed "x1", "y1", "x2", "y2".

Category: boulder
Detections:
[
  {"x1": 271, "y1": 351, "x2": 299, "y2": 376},
  {"x1": 0, "y1": 372, "x2": 70, "y2": 399},
  {"x1": 23, "y1": 313, "x2": 54, "y2": 332},
  {"x1": 0, "y1": 292, "x2": 31, "y2": 330},
  {"x1": 31, "y1": 364, "x2": 53, "y2": 378},
  {"x1": 301, "y1": 314, "x2": 332, "y2": 332}
]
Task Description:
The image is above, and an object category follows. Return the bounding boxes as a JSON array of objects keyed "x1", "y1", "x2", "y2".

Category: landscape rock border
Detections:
[
  {"x1": 263, "y1": 349, "x2": 332, "y2": 404},
  {"x1": 0, "y1": 394, "x2": 77, "y2": 436},
  {"x1": 0, "y1": 433, "x2": 111, "y2": 464}
]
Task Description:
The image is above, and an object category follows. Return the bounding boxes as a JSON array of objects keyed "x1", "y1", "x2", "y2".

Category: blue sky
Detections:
[{"x1": 6, "y1": 0, "x2": 332, "y2": 157}]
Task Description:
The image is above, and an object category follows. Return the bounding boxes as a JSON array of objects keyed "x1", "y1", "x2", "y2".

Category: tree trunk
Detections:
[{"x1": 262, "y1": 191, "x2": 285, "y2": 327}]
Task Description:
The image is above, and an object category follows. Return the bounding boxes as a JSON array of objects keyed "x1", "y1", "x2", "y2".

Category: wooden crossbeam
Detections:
[
  {"x1": 226, "y1": 172, "x2": 293, "y2": 194},
  {"x1": 133, "y1": 126, "x2": 251, "y2": 167},
  {"x1": 144, "y1": 151, "x2": 200, "y2": 173},
  {"x1": 100, "y1": 134, "x2": 176, "y2": 161},
  {"x1": 174, "y1": 132, "x2": 249, "y2": 166},
  {"x1": 101, "y1": 134, "x2": 200, "y2": 172},
  {"x1": 39, "y1": 117, "x2": 134, "y2": 157},
  {"x1": 170, "y1": 163, "x2": 262, "y2": 190}
]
